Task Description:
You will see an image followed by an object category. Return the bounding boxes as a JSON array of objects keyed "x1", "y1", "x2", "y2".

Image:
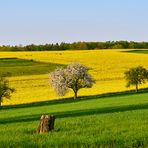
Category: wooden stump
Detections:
[{"x1": 37, "y1": 115, "x2": 55, "y2": 133}]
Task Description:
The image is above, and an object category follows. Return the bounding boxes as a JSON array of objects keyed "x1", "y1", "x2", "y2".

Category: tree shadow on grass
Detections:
[
  {"x1": 1, "y1": 102, "x2": 148, "y2": 125},
  {"x1": 1, "y1": 88, "x2": 148, "y2": 111}
]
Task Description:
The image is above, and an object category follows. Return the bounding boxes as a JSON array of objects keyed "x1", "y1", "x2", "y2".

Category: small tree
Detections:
[
  {"x1": 50, "y1": 63, "x2": 95, "y2": 99},
  {"x1": 0, "y1": 76, "x2": 15, "y2": 106},
  {"x1": 124, "y1": 66, "x2": 148, "y2": 92}
]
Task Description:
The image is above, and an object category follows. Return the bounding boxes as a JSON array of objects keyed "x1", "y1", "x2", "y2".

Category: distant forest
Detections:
[{"x1": 1, "y1": 41, "x2": 148, "y2": 51}]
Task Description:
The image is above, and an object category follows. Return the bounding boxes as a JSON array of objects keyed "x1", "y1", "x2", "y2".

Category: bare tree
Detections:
[
  {"x1": 50, "y1": 63, "x2": 95, "y2": 99},
  {"x1": 0, "y1": 76, "x2": 15, "y2": 106}
]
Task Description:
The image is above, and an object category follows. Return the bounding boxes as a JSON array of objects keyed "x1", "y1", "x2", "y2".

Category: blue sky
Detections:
[{"x1": 0, "y1": 0, "x2": 148, "y2": 45}]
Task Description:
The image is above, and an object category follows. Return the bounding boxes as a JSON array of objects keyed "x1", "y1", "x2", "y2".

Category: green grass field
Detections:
[
  {"x1": 0, "y1": 57, "x2": 64, "y2": 77},
  {"x1": 0, "y1": 91, "x2": 148, "y2": 147}
]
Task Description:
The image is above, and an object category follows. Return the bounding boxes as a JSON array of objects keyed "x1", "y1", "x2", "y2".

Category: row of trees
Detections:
[
  {"x1": 1, "y1": 41, "x2": 148, "y2": 51},
  {"x1": 0, "y1": 64, "x2": 148, "y2": 106}
]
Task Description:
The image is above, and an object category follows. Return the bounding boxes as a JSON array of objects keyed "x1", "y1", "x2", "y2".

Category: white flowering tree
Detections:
[{"x1": 49, "y1": 63, "x2": 95, "y2": 99}]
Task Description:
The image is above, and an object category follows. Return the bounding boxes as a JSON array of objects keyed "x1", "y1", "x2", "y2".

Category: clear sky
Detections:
[{"x1": 0, "y1": 0, "x2": 148, "y2": 45}]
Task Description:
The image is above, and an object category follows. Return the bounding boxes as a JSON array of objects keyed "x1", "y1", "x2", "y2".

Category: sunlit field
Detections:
[
  {"x1": 0, "y1": 49, "x2": 148, "y2": 105},
  {"x1": 1, "y1": 92, "x2": 148, "y2": 147}
]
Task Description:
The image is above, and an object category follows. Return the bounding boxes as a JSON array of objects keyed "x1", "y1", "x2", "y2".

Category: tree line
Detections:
[{"x1": 1, "y1": 41, "x2": 148, "y2": 51}]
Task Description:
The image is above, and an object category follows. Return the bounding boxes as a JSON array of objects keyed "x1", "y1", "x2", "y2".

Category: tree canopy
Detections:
[
  {"x1": 0, "y1": 76, "x2": 15, "y2": 106},
  {"x1": 49, "y1": 63, "x2": 95, "y2": 99},
  {"x1": 124, "y1": 66, "x2": 148, "y2": 92}
]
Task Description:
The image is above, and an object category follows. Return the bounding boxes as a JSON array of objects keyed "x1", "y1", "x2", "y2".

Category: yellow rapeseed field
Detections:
[{"x1": 1, "y1": 49, "x2": 148, "y2": 105}]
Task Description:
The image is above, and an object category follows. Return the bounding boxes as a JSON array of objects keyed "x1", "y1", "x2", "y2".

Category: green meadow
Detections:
[
  {"x1": 0, "y1": 91, "x2": 148, "y2": 147},
  {"x1": 0, "y1": 57, "x2": 63, "y2": 77}
]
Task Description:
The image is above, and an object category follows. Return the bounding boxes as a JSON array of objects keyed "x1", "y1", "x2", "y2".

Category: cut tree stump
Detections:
[{"x1": 37, "y1": 115, "x2": 55, "y2": 133}]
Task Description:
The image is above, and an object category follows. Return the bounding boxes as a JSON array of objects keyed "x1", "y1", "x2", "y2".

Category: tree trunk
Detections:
[
  {"x1": 136, "y1": 84, "x2": 138, "y2": 92},
  {"x1": 37, "y1": 115, "x2": 55, "y2": 134},
  {"x1": 74, "y1": 91, "x2": 78, "y2": 99}
]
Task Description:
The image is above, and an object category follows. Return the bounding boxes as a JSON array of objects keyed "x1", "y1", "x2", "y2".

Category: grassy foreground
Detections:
[{"x1": 0, "y1": 91, "x2": 148, "y2": 147}]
